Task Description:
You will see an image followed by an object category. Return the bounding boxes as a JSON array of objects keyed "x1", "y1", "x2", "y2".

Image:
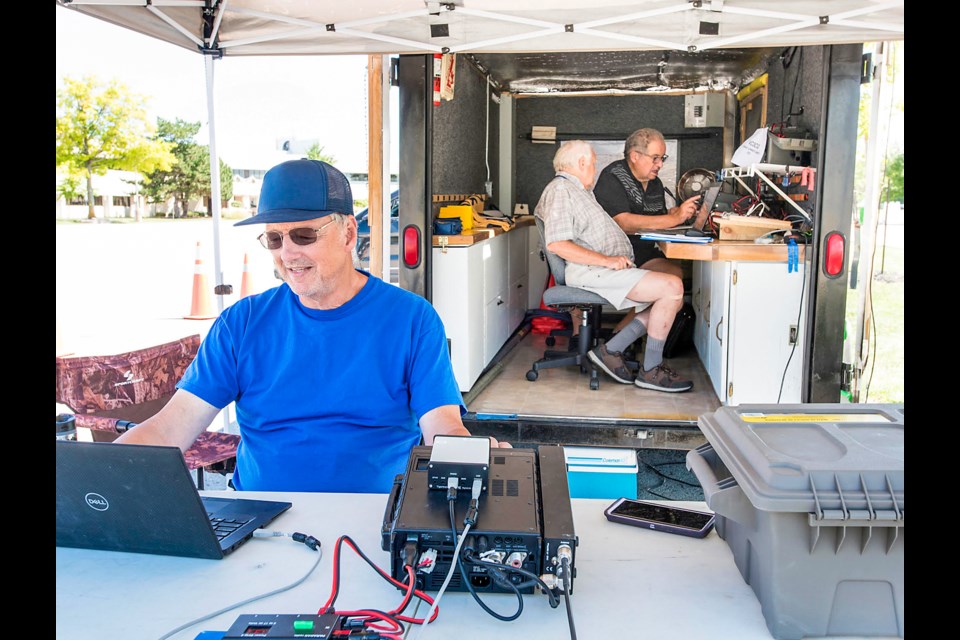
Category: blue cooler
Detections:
[{"x1": 563, "y1": 447, "x2": 638, "y2": 500}]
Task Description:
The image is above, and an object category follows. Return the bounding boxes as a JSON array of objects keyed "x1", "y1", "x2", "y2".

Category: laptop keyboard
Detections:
[{"x1": 208, "y1": 513, "x2": 253, "y2": 541}]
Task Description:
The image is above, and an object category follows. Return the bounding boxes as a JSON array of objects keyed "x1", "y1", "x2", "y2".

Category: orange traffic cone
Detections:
[
  {"x1": 184, "y1": 241, "x2": 216, "y2": 320},
  {"x1": 240, "y1": 252, "x2": 253, "y2": 298}
]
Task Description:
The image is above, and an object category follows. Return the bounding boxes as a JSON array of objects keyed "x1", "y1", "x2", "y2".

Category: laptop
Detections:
[
  {"x1": 696, "y1": 184, "x2": 723, "y2": 230},
  {"x1": 56, "y1": 441, "x2": 292, "y2": 559},
  {"x1": 642, "y1": 184, "x2": 723, "y2": 235}
]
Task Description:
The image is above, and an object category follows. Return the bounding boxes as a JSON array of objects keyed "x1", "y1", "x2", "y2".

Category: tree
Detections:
[
  {"x1": 306, "y1": 143, "x2": 336, "y2": 164},
  {"x1": 219, "y1": 158, "x2": 234, "y2": 205},
  {"x1": 204, "y1": 159, "x2": 236, "y2": 215},
  {"x1": 883, "y1": 152, "x2": 903, "y2": 204},
  {"x1": 56, "y1": 173, "x2": 84, "y2": 204},
  {"x1": 143, "y1": 118, "x2": 234, "y2": 216},
  {"x1": 142, "y1": 118, "x2": 207, "y2": 217},
  {"x1": 56, "y1": 75, "x2": 174, "y2": 219}
]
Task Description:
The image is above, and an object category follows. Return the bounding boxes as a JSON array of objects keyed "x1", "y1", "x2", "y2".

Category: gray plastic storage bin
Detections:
[{"x1": 686, "y1": 404, "x2": 903, "y2": 639}]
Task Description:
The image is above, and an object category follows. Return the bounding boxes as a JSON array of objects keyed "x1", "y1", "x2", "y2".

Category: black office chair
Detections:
[{"x1": 526, "y1": 217, "x2": 611, "y2": 390}]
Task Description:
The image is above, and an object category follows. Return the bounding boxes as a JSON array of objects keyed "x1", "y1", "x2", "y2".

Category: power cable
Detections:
[{"x1": 156, "y1": 531, "x2": 323, "y2": 640}]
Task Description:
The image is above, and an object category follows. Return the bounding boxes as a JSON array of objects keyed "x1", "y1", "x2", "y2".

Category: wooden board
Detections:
[
  {"x1": 657, "y1": 240, "x2": 805, "y2": 262},
  {"x1": 718, "y1": 215, "x2": 792, "y2": 241}
]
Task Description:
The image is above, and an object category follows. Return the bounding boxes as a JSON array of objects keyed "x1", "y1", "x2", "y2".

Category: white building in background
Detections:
[
  {"x1": 56, "y1": 139, "x2": 385, "y2": 220},
  {"x1": 56, "y1": 169, "x2": 147, "y2": 220}
]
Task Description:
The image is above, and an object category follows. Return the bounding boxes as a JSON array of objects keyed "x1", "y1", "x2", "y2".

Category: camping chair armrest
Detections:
[
  {"x1": 74, "y1": 414, "x2": 136, "y2": 434},
  {"x1": 183, "y1": 431, "x2": 241, "y2": 471}
]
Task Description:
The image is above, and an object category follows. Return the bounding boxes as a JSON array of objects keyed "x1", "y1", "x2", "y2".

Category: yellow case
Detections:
[{"x1": 438, "y1": 205, "x2": 474, "y2": 230}]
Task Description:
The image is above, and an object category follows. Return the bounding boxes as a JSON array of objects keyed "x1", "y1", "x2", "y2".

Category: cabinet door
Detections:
[
  {"x1": 432, "y1": 245, "x2": 485, "y2": 392},
  {"x1": 482, "y1": 232, "x2": 508, "y2": 305},
  {"x1": 507, "y1": 226, "x2": 529, "y2": 332},
  {"x1": 485, "y1": 293, "x2": 510, "y2": 365},
  {"x1": 527, "y1": 224, "x2": 549, "y2": 310},
  {"x1": 508, "y1": 226, "x2": 528, "y2": 285},
  {"x1": 726, "y1": 261, "x2": 807, "y2": 405},
  {"x1": 507, "y1": 274, "x2": 527, "y2": 335},
  {"x1": 707, "y1": 261, "x2": 730, "y2": 401},
  {"x1": 692, "y1": 260, "x2": 708, "y2": 361}
]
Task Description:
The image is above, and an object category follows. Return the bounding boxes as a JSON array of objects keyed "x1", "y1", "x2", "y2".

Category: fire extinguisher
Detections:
[{"x1": 433, "y1": 53, "x2": 442, "y2": 106}]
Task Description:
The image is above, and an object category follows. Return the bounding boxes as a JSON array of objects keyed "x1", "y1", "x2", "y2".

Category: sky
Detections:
[{"x1": 55, "y1": 6, "x2": 399, "y2": 174}]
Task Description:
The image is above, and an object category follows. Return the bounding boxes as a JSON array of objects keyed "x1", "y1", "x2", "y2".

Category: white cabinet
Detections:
[
  {"x1": 527, "y1": 224, "x2": 549, "y2": 310},
  {"x1": 432, "y1": 239, "x2": 485, "y2": 392},
  {"x1": 432, "y1": 225, "x2": 533, "y2": 392},
  {"x1": 693, "y1": 260, "x2": 807, "y2": 404},
  {"x1": 507, "y1": 228, "x2": 529, "y2": 334}
]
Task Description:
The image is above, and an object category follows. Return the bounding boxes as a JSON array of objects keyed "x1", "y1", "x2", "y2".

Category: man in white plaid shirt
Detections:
[{"x1": 535, "y1": 139, "x2": 693, "y2": 393}]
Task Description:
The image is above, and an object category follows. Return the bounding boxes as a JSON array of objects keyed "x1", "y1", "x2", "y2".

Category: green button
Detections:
[{"x1": 293, "y1": 619, "x2": 314, "y2": 632}]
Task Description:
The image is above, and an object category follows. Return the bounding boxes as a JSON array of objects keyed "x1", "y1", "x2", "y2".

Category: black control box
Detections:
[{"x1": 381, "y1": 445, "x2": 577, "y2": 596}]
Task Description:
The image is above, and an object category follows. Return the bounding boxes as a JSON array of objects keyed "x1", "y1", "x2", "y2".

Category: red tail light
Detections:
[
  {"x1": 823, "y1": 231, "x2": 845, "y2": 278},
  {"x1": 403, "y1": 225, "x2": 421, "y2": 269}
]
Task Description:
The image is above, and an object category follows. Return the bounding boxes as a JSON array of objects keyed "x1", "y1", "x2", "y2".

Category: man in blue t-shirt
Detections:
[{"x1": 117, "y1": 159, "x2": 509, "y2": 493}]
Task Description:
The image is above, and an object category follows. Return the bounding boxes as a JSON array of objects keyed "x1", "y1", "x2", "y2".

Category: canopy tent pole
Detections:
[
  {"x1": 203, "y1": 52, "x2": 234, "y2": 435},
  {"x1": 204, "y1": 53, "x2": 225, "y2": 315},
  {"x1": 851, "y1": 42, "x2": 894, "y2": 402}
]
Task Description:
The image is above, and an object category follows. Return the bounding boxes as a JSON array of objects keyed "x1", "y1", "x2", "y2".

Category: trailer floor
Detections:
[{"x1": 467, "y1": 331, "x2": 721, "y2": 424}]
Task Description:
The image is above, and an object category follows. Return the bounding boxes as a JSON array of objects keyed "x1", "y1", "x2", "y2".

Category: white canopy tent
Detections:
[
  {"x1": 58, "y1": 1, "x2": 903, "y2": 57},
  {"x1": 56, "y1": 0, "x2": 904, "y2": 307}
]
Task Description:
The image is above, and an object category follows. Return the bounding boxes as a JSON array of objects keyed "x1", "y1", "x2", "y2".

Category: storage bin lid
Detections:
[
  {"x1": 563, "y1": 446, "x2": 638, "y2": 472},
  {"x1": 698, "y1": 404, "x2": 903, "y2": 513}
]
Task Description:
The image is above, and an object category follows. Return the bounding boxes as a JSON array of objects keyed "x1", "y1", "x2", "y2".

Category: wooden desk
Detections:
[{"x1": 657, "y1": 239, "x2": 806, "y2": 262}]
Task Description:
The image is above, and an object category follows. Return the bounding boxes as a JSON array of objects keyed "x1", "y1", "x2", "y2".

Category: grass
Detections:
[{"x1": 845, "y1": 243, "x2": 903, "y2": 404}]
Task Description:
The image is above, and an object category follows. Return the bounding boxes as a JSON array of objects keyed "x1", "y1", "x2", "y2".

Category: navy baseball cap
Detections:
[{"x1": 234, "y1": 159, "x2": 354, "y2": 226}]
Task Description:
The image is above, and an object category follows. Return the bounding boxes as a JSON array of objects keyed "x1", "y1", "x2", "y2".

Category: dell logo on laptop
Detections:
[{"x1": 85, "y1": 493, "x2": 109, "y2": 511}]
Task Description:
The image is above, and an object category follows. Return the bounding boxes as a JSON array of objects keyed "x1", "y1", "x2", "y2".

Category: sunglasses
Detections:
[{"x1": 257, "y1": 218, "x2": 337, "y2": 250}]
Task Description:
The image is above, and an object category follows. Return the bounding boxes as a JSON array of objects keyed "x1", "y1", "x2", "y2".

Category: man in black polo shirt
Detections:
[
  {"x1": 594, "y1": 127, "x2": 708, "y2": 277},
  {"x1": 592, "y1": 128, "x2": 708, "y2": 337}
]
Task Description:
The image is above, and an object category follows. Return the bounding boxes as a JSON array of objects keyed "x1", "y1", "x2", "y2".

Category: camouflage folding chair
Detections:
[{"x1": 54, "y1": 335, "x2": 239, "y2": 489}]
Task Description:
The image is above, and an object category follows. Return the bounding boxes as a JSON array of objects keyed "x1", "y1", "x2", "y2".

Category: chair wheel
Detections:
[
  {"x1": 546, "y1": 336, "x2": 556, "y2": 347},
  {"x1": 590, "y1": 378, "x2": 599, "y2": 391},
  {"x1": 526, "y1": 369, "x2": 539, "y2": 381}
]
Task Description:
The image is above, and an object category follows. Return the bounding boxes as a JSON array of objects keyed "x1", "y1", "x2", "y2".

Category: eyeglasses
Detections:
[
  {"x1": 258, "y1": 219, "x2": 337, "y2": 250},
  {"x1": 634, "y1": 151, "x2": 669, "y2": 164}
]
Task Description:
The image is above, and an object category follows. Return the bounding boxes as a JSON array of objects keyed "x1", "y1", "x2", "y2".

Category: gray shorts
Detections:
[{"x1": 564, "y1": 263, "x2": 653, "y2": 312}]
